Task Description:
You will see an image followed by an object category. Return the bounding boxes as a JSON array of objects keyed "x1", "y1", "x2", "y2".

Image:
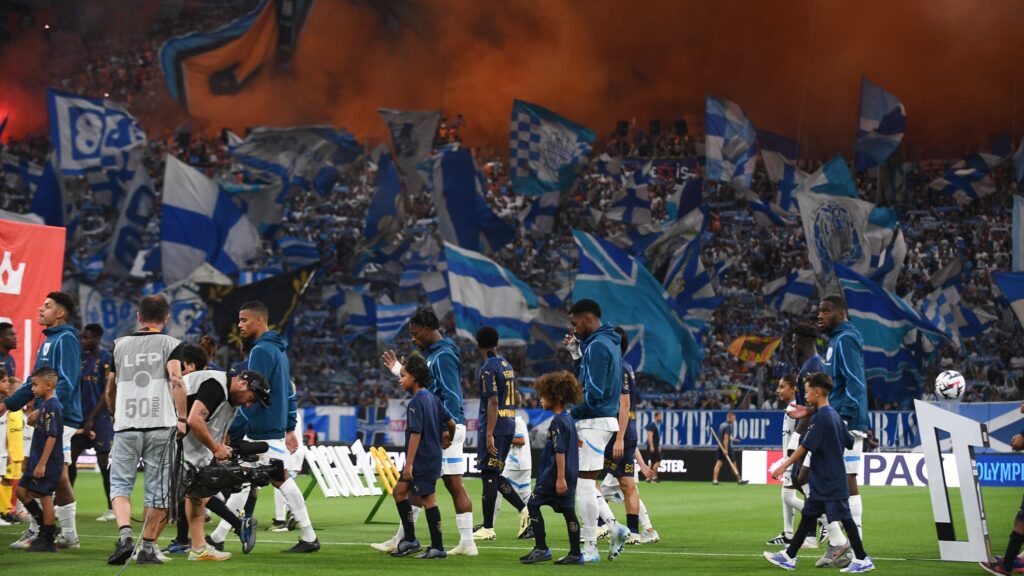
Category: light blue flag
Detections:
[
  {"x1": 444, "y1": 242, "x2": 539, "y2": 346},
  {"x1": 420, "y1": 270, "x2": 452, "y2": 318},
  {"x1": 855, "y1": 77, "x2": 906, "y2": 171},
  {"x1": 47, "y1": 89, "x2": 146, "y2": 175},
  {"x1": 665, "y1": 176, "x2": 703, "y2": 222},
  {"x1": 663, "y1": 234, "x2": 724, "y2": 321},
  {"x1": 509, "y1": 99, "x2": 595, "y2": 196},
  {"x1": 364, "y1": 151, "x2": 402, "y2": 241},
  {"x1": 928, "y1": 163, "x2": 996, "y2": 205},
  {"x1": 836, "y1": 264, "x2": 950, "y2": 403},
  {"x1": 2, "y1": 153, "x2": 66, "y2": 227},
  {"x1": 705, "y1": 96, "x2": 757, "y2": 187},
  {"x1": 1014, "y1": 138, "x2": 1024, "y2": 184},
  {"x1": 1014, "y1": 195, "x2": 1023, "y2": 272},
  {"x1": 519, "y1": 192, "x2": 560, "y2": 237},
  {"x1": 230, "y1": 125, "x2": 361, "y2": 196},
  {"x1": 761, "y1": 269, "x2": 816, "y2": 314},
  {"x1": 757, "y1": 130, "x2": 800, "y2": 211},
  {"x1": 573, "y1": 229, "x2": 703, "y2": 389},
  {"x1": 376, "y1": 302, "x2": 417, "y2": 343},
  {"x1": 743, "y1": 189, "x2": 791, "y2": 228},
  {"x1": 160, "y1": 155, "x2": 261, "y2": 284},
  {"x1": 429, "y1": 148, "x2": 515, "y2": 252},
  {"x1": 528, "y1": 305, "x2": 569, "y2": 374},
  {"x1": 106, "y1": 151, "x2": 157, "y2": 276},
  {"x1": 606, "y1": 165, "x2": 652, "y2": 225},
  {"x1": 993, "y1": 272, "x2": 1024, "y2": 330},
  {"x1": 801, "y1": 156, "x2": 858, "y2": 198},
  {"x1": 275, "y1": 236, "x2": 320, "y2": 269}
]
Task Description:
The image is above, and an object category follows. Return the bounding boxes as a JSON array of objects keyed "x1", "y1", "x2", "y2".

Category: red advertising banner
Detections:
[{"x1": 0, "y1": 219, "x2": 66, "y2": 380}]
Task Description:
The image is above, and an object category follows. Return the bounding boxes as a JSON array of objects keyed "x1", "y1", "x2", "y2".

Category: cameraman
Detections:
[{"x1": 180, "y1": 356, "x2": 269, "y2": 561}]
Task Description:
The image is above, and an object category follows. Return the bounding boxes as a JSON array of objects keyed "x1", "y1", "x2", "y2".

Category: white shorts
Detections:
[
  {"x1": 257, "y1": 438, "x2": 293, "y2": 468},
  {"x1": 62, "y1": 426, "x2": 75, "y2": 462},
  {"x1": 442, "y1": 424, "x2": 467, "y2": 476},
  {"x1": 577, "y1": 427, "x2": 614, "y2": 472},
  {"x1": 501, "y1": 468, "x2": 531, "y2": 495},
  {"x1": 844, "y1": 430, "x2": 866, "y2": 475}
]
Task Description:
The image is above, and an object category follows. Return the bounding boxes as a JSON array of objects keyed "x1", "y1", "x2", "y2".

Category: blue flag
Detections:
[
  {"x1": 757, "y1": 130, "x2": 799, "y2": 211},
  {"x1": 855, "y1": 77, "x2": 906, "y2": 171},
  {"x1": 663, "y1": 234, "x2": 724, "y2": 322},
  {"x1": 230, "y1": 125, "x2": 361, "y2": 196},
  {"x1": 705, "y1": 96, "x2": 757, "y2": 187},
  {"x1": 993, "y1": 272, "x2": 1024, "y2": 330},
  {"x1": 275, "y1": 236, "x2": 320, "y2": 269},
  {"x1": 572, "y1": 230, "x2": 703, "y2": 388},
  {"x1": 364, "y1": 151, "x2": 402, "y2": 241},
  {"x1": 47, "y1": 89, "x2": 146, "y2": 175},
  {"x1": 2, "y1": 153, "x2": 65, "y2": 227},
  {"x1": 801, "y1": 156, "x2": 858, "y2": 198},
  {"x1": 762, "y1": 269, "x2": 816, "y2": 314},
  {"x1": 509, "y1": 99, "x2": 595, "y2": 195},
  {"x1": 836, "y1": 265, "x2": 949, "y2": 402},
  {"x1": 376, "y1": 302, "x2": 417, "y2": 344},
  {"x1": 606, "y1": 166, "x2": 652, "y2": 225},
  {"x1": 1014, "y1": 138, "x2": 1024, "y2": 184},
  {"x1": 520, "y1": 192, "x2": 560, "y2": 237},
  {"x1": 106, "y1": 151, "x2": 157, "y2": 276},
  {"x1": 429, "y1": 148, "x2": 515, "y2": 252},
  {"x1": 445, "y1": 242, "x2": 539, "y2": 346},
  {"x1": 665, "y1": 176, "x2": 703, "y2": 222},
  {"x1": 928, "y1": 163, "x2": 995, "y2": 205}
]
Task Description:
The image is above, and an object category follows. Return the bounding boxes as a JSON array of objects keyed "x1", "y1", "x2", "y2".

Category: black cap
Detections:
[{"x1": 230, "y1": 363, "x2": 270, "y2": 407}]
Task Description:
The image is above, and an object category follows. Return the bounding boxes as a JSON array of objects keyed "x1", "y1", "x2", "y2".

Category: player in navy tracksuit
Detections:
[
  {"x1": 70, "y1": 325, "x2": 114, "y2": 517},
  {"x1": 520, "y1": 371, "x2": 583, "y2": 565},
  {"x1": 765, "y1": 372, "x2": 874, "y2": 573},
  {"x1": 473, "y1": 327, "x2": 528, "y2": 540},
  {"x1": 390, "y1": 356, "x2": 456, "y2": 560}
]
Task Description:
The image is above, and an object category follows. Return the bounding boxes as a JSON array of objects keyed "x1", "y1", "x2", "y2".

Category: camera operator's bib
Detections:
[
  {"x1": 112, "y1": 332, "x2": 181, "y2": 431},
  {"x1": 182, "y1": 370, "x2": 238, "y2": 468}
]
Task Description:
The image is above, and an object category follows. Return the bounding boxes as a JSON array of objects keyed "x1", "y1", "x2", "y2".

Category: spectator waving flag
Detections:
[
  {"x1": 429, "y1": 147, "x2": 515, "y2": 252},
  {"x1": 230, "y1": 125, "x2": 361, "y2": 196},
  {"x1": 47, "y1": 89, "x2": 146, "y2": 175},
  {"x1": 3, "y1": 153, "x2": 67, "y2": 228},
  {"x1": 705, "y1": 96, "x2": 758, "y2": 187},
  {"x1": 1013, "y1": 195, "x2": 1023, "y2": 271},
  {"x1": 572, "y1": 229, "x2": 703, "y2": 389},
  {"x1": 444, "y1": 242, "x2": 539, "y2": 346},
  {"x1": 836, "y1": 264, "x2": 950, "y2": 403},
  {"x1": 757, "y1": 130, "x2": 800, "y2": 211},
  {"x1": 378, "y1": 109, "x2": 440, "y2": 196},
  {"x1": 993, "y1": 272, "x2": 1024, "y2": 330},
  {"x1": 509, "y1": 99, "x2": 596, "y2": 196},
  {"x1": 762, "y1": 269, "x2": 816, "y2": 314},
  {"x1": 727, "y1": 336, "x2": 783, "y2": 364},
  {"x1": 376, "y1": 302, "x2": 418, "y2": 344},
  {"x1": 161, "y1": 155, "x2": 261, "y2": 284},
  {"x1": 854, "y1": 77, "x2": 907, "y2": 171}
]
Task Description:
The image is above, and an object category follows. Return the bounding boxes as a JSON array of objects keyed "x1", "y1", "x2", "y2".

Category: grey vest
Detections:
[
  {"x1": 181, "y1": 370, "x2": 237, "y2": 468},
  {"x1": 112, "y1": 332, "x2": 181, "y2": 431}
]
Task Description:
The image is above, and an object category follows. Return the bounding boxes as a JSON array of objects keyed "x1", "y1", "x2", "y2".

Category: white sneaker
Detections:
[
  {"x1": 517, "y1": 508, "x2": 531, "y2": 538},
  {"x1": 9, "y1": 529, "x2": 36, "y2": 550},
  {"x1": 625, "y1": 532, "x2": 642, "y2": 545},
  {"x1": 189, "y1": 545, "x2": 232, "y2": 561},
  {"x1": 608, "y1": 524, "x2": 629, "y2": 560},
  {"x1": 449, "y1": 542, "x2": 479, "y2": 556},
  {"x1": 96, "y1": 510, "x2": 116, "y2": 522},
  {"x1": 582, "y1": 550, "x2": 601, "y2": 563},
  {"x1": 0, "y1": 516, "x2": 10, "y2": 527},
  {"x1": 55, "y1": 533, "x2": 81, "y2": 549},
  {"x1": 638, "y1": 529, "x2": 660, "y2": 544},
  {"x1": 371, "y1": 537, "x2": 398, "y2": 553},
  {"x1": 472, "y1": 527, "x2": 496, "y2": 540},
  {"x1": 840, "y1": 557, "x2": 875, "y2": 573},
  {"x1": 596, "y1": 525, "x2": 610, "y2": 540}
]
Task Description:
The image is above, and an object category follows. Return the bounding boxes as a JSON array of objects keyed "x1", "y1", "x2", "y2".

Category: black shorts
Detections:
[
  {"x1": 801, "y1": 498, "x2": 852, "y2": 523},
  {"x1": 647, "y1": 448, "x2": 661, "y2": 461},
  {"x1": 20, "y1": 471, "x2": 60, "y2": 496},
  {"x1": 603, "y1": 437, "x2": 638, "y2": 478},
  {"x1": 476, "y1": 434, "x2": 513, "y2": 473},
  {"x1": 72, "y1": 416, "x2": 114, "y2": 454},
  {"x1": 398, "y1": 475, "x2": 438, "y2": 498},
  {"x1": 528, "y1": 489, "x2": 575, "y2": 513},
  {"x1": 716, "y1": 448, "x2": 735, "y2": 462}
]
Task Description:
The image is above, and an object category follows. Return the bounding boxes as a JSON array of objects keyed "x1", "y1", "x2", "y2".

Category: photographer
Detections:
[{"x1": 180, "y1": 357, "x2": 270, "y2": 561}]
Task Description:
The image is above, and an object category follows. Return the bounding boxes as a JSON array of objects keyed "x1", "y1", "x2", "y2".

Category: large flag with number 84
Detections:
[{"x1": 47, "y1": 89, "x2": 147, "y2": 175}]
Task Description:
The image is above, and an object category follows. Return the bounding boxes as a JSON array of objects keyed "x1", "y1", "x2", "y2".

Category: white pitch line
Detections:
[{"x1": 0, "y1": 530, "x2": 942, "y2": 562}]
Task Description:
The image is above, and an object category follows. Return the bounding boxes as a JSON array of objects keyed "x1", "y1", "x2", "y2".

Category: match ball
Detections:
[{"x1": 935, "y1": 370, "x2": 966, "y2": 400}]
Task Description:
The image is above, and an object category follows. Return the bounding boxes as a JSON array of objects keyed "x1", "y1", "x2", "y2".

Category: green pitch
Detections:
[{"x1": 0, "y1": 473, "x2": 1016, "y2": 574}]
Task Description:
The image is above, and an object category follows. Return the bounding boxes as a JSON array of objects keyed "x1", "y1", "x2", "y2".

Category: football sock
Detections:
[
  {"x1": 564, "y1": 509, "x2": 581, "y2": 556},
  {"x1": 596, "y1": 492, "x2": 616, "y2": 525},
  {"x1": 498, "y1": 477, "x2": 526, "y2": 511},
  {"x1": 56, "y1": 501, "x2": 76, "y2": 537},
  {"x1": 455, "y1": 512, "x2": 474, "y2": 546},
  {"x1": 396, "y1": 499, "x2": 416, "y2": 542},
  {"x1": 394, "y1": 505, "x2": 420, "y2": 541},
  {"x1": 577, "y1": 479, "x2": 598, "y2": 550},
  {"x1": 626, "y1": 513, "x2": 640, "y2": 534},
  {"x1": 638, "y1": 499, "x2": 652, "y2": 531},
  {"x1": 782, "y1": 487, "x2": 801, "y2": 535},
  {"x1": 482, "y1": 472, "x2": 499, "y2": 528},
  {"x1": 528, "y1": 503, "x2": 547, "y2": 550},
  {"x1": 1002, "y1": 530, "x2": 1024, "y2": 572},
  {"x1": 23, "y1": 499, "x2": 43, "y2": 526},
  {"x1": 40, "y1": 523, "x2": 56, "y2": 544},
  {"x1": 212, "y1": 487, "x2": 249, "y2": 542},
  {"x1": 841, "y1": 517, "x2": 867, "y2": 560},
  {"x1": 119, "y1": 525, "x2": 132, "y2": 543},
  {"x1": 279, "y1": 478, "x2": 316, "y2": 541},
  {"x1": 425, "y1": 506, "x2": 444, "y2": 550},
  {"x1": 274, "y1": 487, "x2": 287, "y2": 522},
  {"x1": 98, "y1": 453, "x2": 112, "y2": 505},
  {"x1": 849, "y1": 494, "x2": 863, "y2": 537},
  {"x1": 828, "y1": 521, "x2": 848, "y2": 546}
]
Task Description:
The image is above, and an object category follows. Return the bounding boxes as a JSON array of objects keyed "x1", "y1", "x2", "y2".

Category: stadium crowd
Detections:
[{"x1": 1, "y1": 2, "x2": 1022, "y2": 416}]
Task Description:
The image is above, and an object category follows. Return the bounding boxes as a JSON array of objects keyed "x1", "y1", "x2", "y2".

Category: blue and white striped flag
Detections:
[
  {"x1": 161, "y1": 155, "x2": 261, "y2": 284},
  {"x1": 275, "y1": 236, "x2": 320, "y2": 268},
  {"x1": 916, "y1": 287, "x2": 960, "y2": 347},
  {"x1": 376, "y1": 302, "x2": 417, "y2": 344},
  {"x1": 2, "y1": 153, "x2": 67, "y2": 228},
  {"x1": 663, "y1": 235, "x2": 724, "y2": 321},
  {"x1": 705, "y1": 96, "x2": 757, "y2": 187},
  {"x1": 47, "y1": 89, "x2": 146, "y2": 175},
  {"x1": 758, "y1": 130, "x2": 801, "y2": 211},
  {"x1": 665, "y1": 176, "x2": 703, "y2": 222},
  {"x1": 429, "y1": 148, "x2": 515, "y2": 252},
  {"x1": 743, "y1": 189, "x2": 791, "y2": 228},
  {"x1": 837, "y1": 265, "x2": 950, "y2": 403},
  {"x1": 993, "y1": 272, "x2": 1024, "y2": 330},
  {"x1": 379, "y1": 109, "x2": 440, "y2": 197},
  {"x1": 509, "y1": 99, "x2": 595, "y2": 196},
  {"x1": 606, "y1": 165, "x2": 652, "y2": 225},
  {"x1": 855, "y1": 78, "x2": 906, "y2": 171},
  {"x1": 444, "y1": 242, "x2": 538, "y2": 346},
  {"x1": 1013, "y1": 195, "x2": 1023, "y2": 272},
  {"x1": 106, "y1": 151, "x2": 157, "y2": 277},
  {"x1": 230, "y1": 125, "x2": 361, "y2": 196},
  {"x1": 762, "y1": 269, "x2": 816, "y2": 314},
  {"x1": 573, "y1": 230, "x2": 702, "y2": 389}
]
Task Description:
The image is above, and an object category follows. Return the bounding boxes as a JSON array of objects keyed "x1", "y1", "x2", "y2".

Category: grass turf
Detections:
[{"x1": 0, "y1": 472, "x2": 1015, "y2": 574}]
